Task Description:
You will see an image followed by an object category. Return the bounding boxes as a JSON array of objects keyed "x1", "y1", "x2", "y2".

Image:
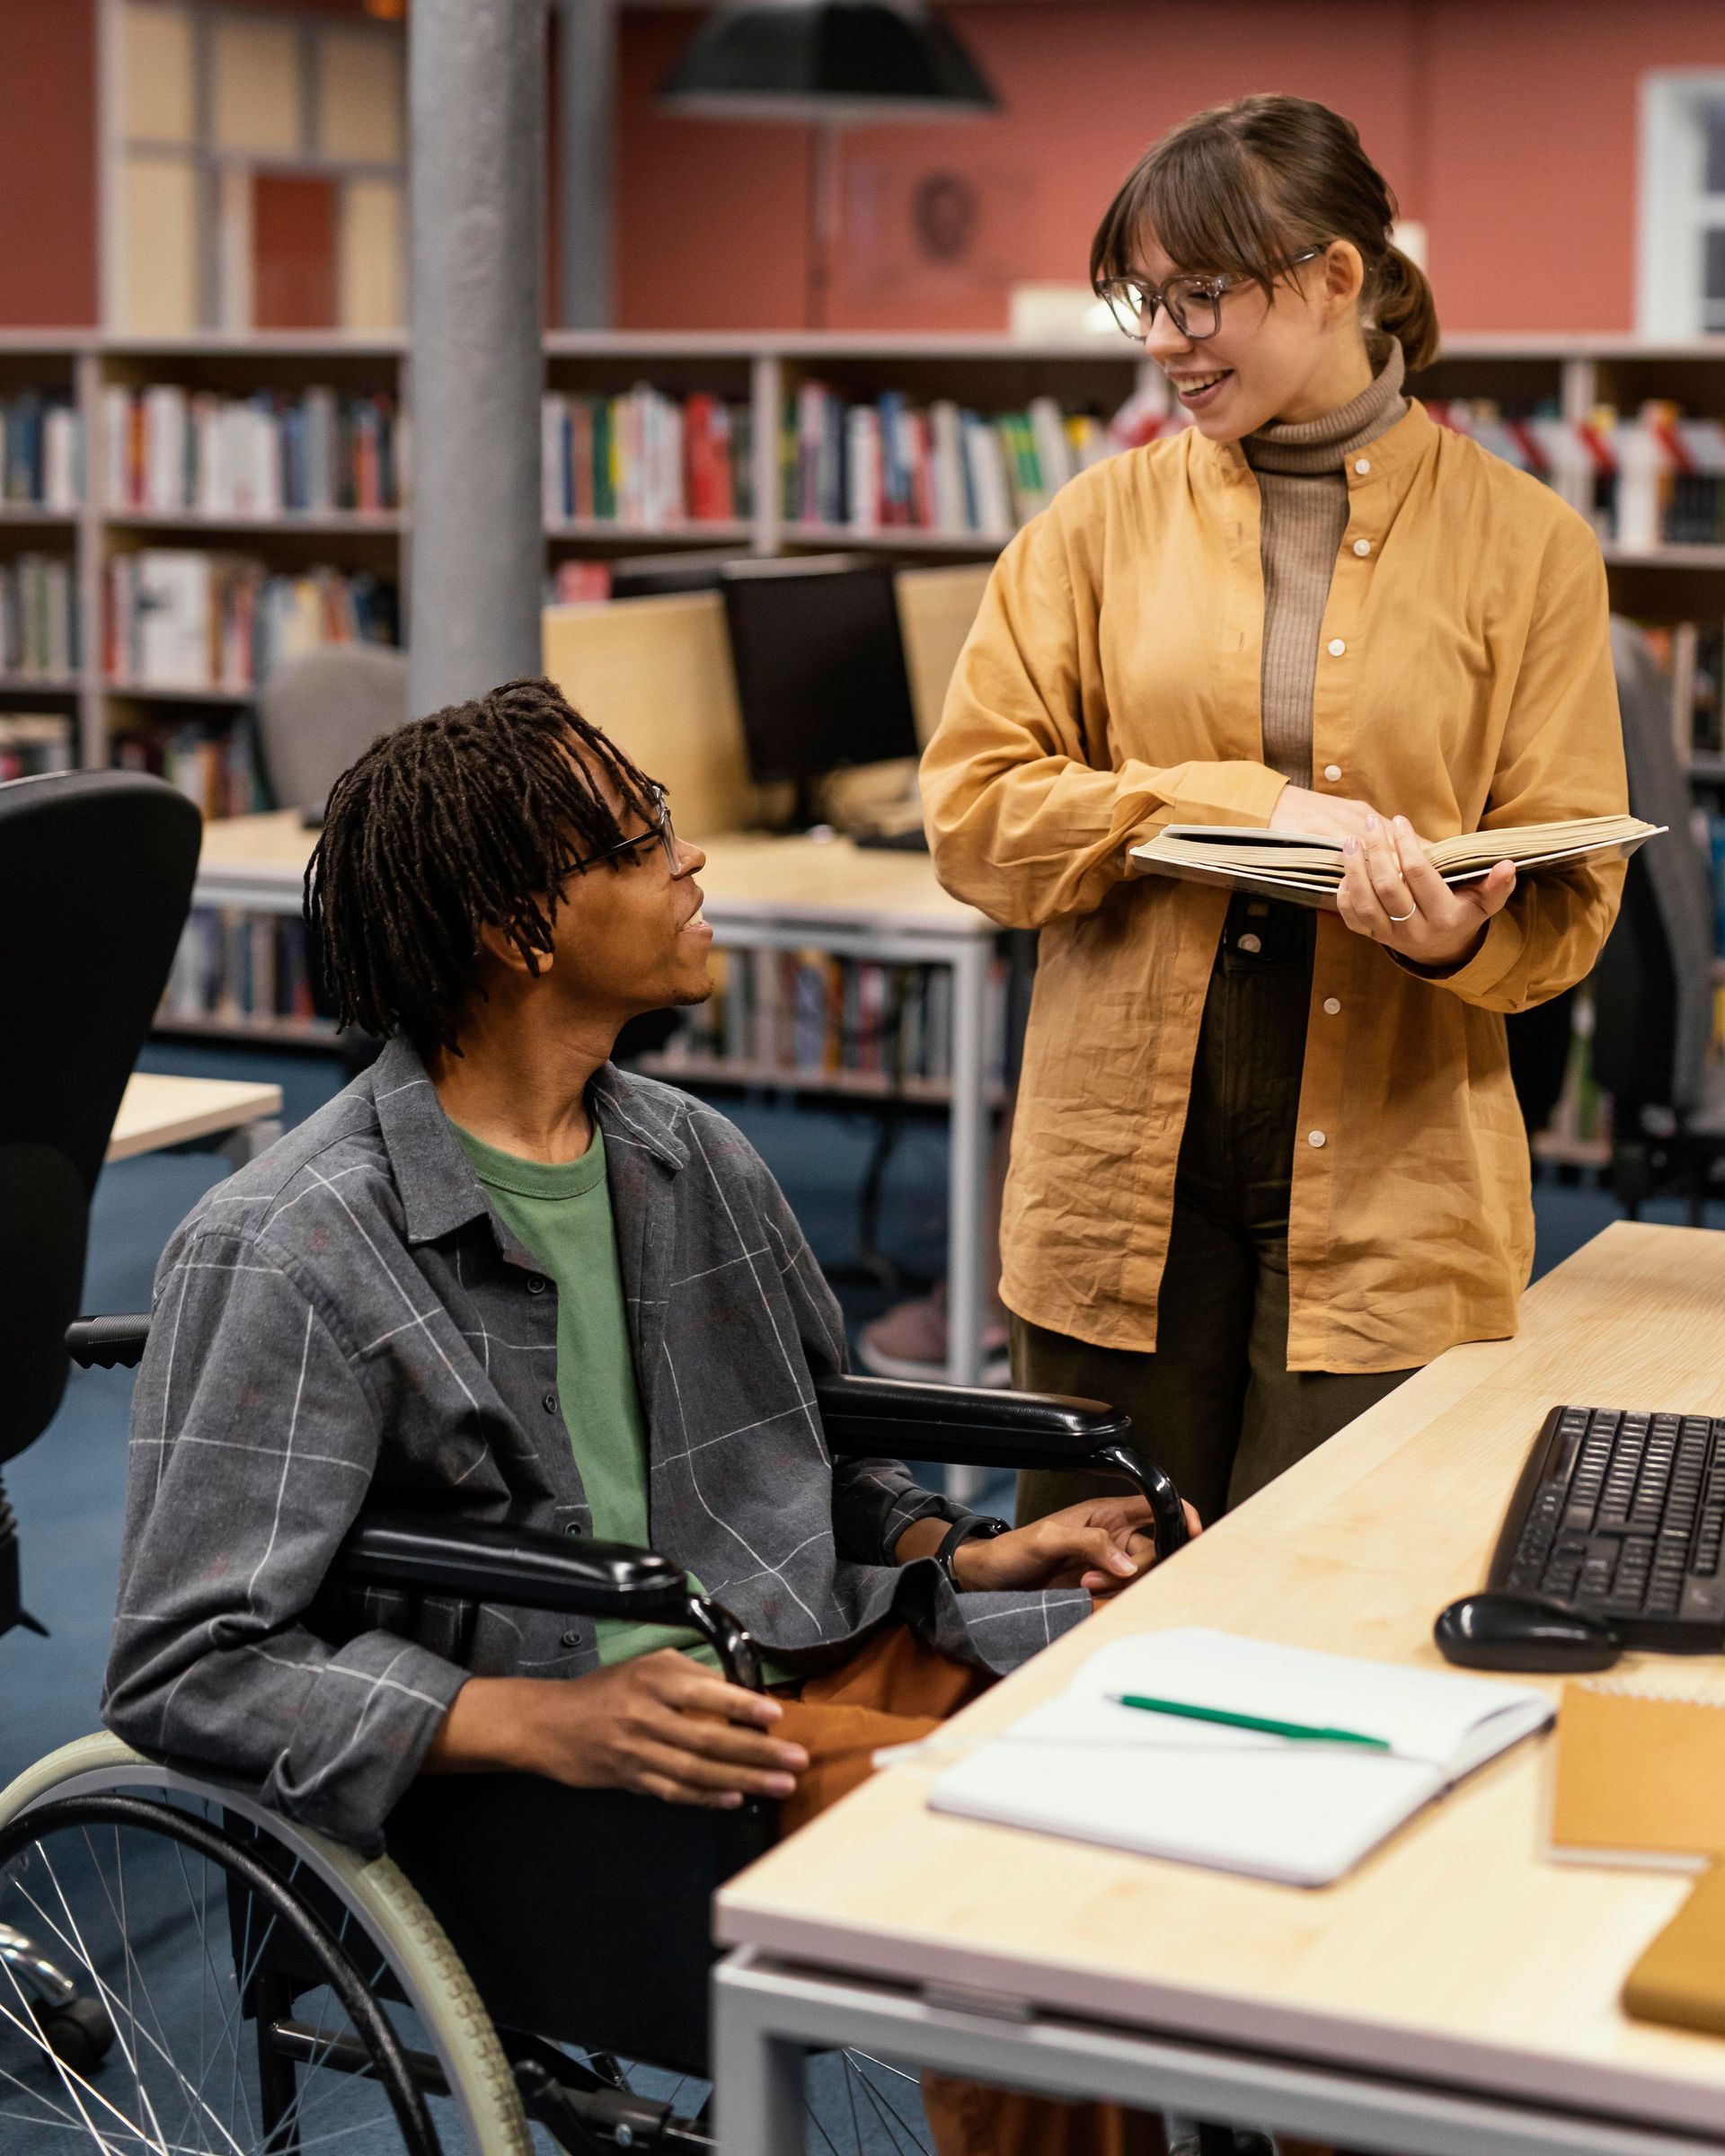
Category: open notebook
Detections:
[
  {"x1": 1128, "y1": 814, "x2": 1662, "y2": 911},
  {"x1": 927, "y1": 1630, "x2": 1553, "y2": 1887}
]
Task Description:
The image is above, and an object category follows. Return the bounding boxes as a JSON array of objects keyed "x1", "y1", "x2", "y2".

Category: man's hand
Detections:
[
  {"x1": 1268, "y1": 784, "x2": 1385, "y2": 844},
  {"x1": 425, "y1": 1652, "x2": 808, "y2": 1809},
  {"x1": 1337, "y1": 812, "x2": 1516, "y2": 970},
  {"x1": 951, "y1": 1495, "x2": 1203, "y2": 1601}
]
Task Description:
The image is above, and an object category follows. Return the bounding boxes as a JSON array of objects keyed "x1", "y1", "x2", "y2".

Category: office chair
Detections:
[
  {"x1": 0, "y1": 770, "x2": 200, "y2": 1639},
  {"x1": 1588, "y1": 619, "x2": 1723, "y2": 1220},
  {"x1": 0, "y1": 1311, "x2": 1194, "y2": 2155},
  {"x1": 255, "y1": 643, "x2": 409, "y2": 817},
  {"x1": 0, "y1": 768, "x2": 200, "y2": 2071}
]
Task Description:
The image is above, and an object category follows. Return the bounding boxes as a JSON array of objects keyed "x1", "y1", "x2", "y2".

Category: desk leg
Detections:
[
  {"x1": 222, "y1": 1118, "x2": 282, "y2": 1171},
  {"x1": 714, "y1": 1957, "x2": 807, "y2": 2156},
  {"x1": 944, "y1": 937, "x2": 991, "y2": 1505}
]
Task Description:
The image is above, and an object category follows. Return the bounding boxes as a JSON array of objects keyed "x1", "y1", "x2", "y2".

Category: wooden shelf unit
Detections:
[{"x1": 0, "y1": 327, "x2": 1712, "y2": 772}]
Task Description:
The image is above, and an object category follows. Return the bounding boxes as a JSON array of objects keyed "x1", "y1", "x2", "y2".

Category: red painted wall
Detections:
[
  {"x1": 616, "y1": 0, "x2": 1725, "y2": 338},
  {"x1": 0, "y1": 0, "x2": 98, "y2": 326}
]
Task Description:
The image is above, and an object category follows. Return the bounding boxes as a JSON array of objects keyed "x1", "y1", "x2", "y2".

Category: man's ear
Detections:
[{"x1": 476, "y1": 918, "x2": 554, "y2": 978}]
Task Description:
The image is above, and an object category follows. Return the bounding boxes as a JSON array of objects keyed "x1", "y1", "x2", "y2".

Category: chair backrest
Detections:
[
  {"x1": 1591, "y1": 618, "x2": 1717, "y2": 1118},
  {"x1": 0, "y1": 770, "x2": 200, "y2": 1463},
  {"x1": 257, "y1": 646, "x2": 409, "y2": 814}
]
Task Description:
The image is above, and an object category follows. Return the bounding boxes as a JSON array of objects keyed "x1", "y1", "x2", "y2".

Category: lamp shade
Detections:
[{"x1": 659, "y1": 0, "x2": 1000, "y2": 126}]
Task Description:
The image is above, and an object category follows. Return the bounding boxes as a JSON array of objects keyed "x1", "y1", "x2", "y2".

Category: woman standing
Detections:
[{"x1": 923, "y1": 96, "x2": 1628, "y2": 1531}]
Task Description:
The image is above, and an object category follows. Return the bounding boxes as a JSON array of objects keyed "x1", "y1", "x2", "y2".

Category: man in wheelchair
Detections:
[{"x1": 99, "y1": 679, "x2": 1190, "y2": 2150}]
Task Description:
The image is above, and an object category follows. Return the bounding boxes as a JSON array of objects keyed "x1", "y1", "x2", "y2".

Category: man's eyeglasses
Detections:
[
  {"x1": 1093, "y1": 248, "x2": 1324, "y2": 342},
  {"x1": 571, "y1": 788, "x2": 680, "y2": 875}
]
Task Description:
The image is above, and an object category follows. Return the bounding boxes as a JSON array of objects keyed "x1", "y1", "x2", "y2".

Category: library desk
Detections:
[
  {"x1": 193, "y1": 817, "x2": 1002, "y2": 1402},
  {"x1": 107, "y1": 1073, "x2": 283, "y2": 1166},
  {"x1": 715, "y1": 1222, "x2": 1725, "y2": 2156}
]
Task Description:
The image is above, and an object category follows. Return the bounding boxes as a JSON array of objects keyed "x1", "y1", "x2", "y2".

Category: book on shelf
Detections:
[
  {"x1": 105, "y1": 550, "x2": 399, "y2": 691},
  {"x1": 0, "y1": 710, "x2": 75, "y2": 780},
  {"x1": 113, "y1": 711, "x2": 269, "y2": 819},
  {"x1": 103, "y1": 383, "x2": 403, "y2": 517},
  {"x1": 1129, "y1": 815, "x2": 1663, "y2": 910},
  {"x1": 783, "y1": 383, "x2": 1117, "y2": 537},
  {"x1": 0, "y1": 552, "x2": 79, "y2": 676},
  {"x1": 650, "y1": 947, "x2": 1010, "y2": 1092},
  {"x1": 0, "y1": 391, "x2": 83, "y2": 511},
  {"x1": 541, "y1": 385, "x2": 752, "y2": 527},
  {"x1": 159, "y1": 906, "x2": 326, "y2": 1032}
]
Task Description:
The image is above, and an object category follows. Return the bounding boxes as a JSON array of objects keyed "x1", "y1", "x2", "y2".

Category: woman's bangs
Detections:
[{"x1": 1094, "y1": 131, "x2": 1289, "y2": 288}]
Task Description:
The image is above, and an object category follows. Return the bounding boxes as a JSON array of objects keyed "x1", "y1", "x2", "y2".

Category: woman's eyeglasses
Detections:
[
  {"x1": 571, "y1": 788, "x2": 680, "y2": 874},
  {"x1": 1094, "y1": 249, "x2": 1324, "y2": 342}
]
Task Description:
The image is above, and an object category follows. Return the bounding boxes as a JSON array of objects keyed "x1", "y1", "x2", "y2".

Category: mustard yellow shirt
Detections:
[{"x1": 922, "y1": 401, "x2": 1628, "y2": 1374}]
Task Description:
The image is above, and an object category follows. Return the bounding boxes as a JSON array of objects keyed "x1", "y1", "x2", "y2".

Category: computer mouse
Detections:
[{"x1": 1433, "y1": 1592, "x2": 1623, "y2": 1673}]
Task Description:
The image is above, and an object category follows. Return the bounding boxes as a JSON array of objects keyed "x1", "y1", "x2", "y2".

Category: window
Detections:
[
  {"x1": 111, "y1": 1, "x2": 405, "y2": 334},
  {"x1": 1640, "y1": 73, "x2": 1725, "y2": 338}
]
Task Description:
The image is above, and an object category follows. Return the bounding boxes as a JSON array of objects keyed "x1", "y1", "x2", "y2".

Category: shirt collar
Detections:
[
  {"x1": 1195, "y1": 393, "x2": 1438, "y2": 488},
  {"x1": 367, "y1": 1035, "x2": 690, "y2": 1249}
]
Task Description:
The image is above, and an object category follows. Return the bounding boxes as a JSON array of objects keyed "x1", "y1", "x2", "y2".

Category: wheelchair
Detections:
[{"x1": 0, "y1": 1311, "x2": 1197, "y2": 2156}]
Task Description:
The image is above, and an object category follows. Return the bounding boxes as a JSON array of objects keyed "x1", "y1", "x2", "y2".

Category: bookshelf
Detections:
[
  {"x1": 13, "y1": 327, "x2": 1725, "y2": 1124},
  {"x1": 3, "y1": 329, "x2": 1724, "y2": 773}
]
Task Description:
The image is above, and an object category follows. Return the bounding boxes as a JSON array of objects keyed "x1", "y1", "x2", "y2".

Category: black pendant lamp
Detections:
[{"x1": 659, "y1": 0, "x2": 999, "y2": 127}]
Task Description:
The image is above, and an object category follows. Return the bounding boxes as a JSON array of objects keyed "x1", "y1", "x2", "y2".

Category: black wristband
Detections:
[{"x1": 934, "y1": 1513, "x2": 1009, "y2": 1591}]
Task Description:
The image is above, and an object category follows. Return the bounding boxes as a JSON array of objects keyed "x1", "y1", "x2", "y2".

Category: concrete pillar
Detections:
[
  {"x1": 555, "y1": 0, "x2": 615, "y2": 329},
  {"x1": 408, "y1": 0, "x2": 546, "y2": 716}
]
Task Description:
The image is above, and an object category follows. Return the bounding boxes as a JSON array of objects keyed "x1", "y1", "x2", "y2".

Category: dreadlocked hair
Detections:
[{"x1": 305, "y1": 675, "x2": 664, "y2": 1054}]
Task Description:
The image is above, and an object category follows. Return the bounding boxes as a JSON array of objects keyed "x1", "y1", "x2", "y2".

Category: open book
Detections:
[
  {"x1": 1129, "y1": 814, "x2": 1662, "y2": 911},
  {"x1": 927, "y1": 1630, "x2": 1552, "y2": 1887}
]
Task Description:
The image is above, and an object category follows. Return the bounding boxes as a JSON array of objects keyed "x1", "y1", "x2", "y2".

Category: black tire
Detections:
[{"x1": 33, "y1": 1994, "x2": 114, "y2": 2073}]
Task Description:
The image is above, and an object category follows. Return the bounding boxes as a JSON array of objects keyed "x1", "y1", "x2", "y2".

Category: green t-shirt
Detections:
[{"x1": 454, "y1": 1119, "x2": 732, "y2": 1673}]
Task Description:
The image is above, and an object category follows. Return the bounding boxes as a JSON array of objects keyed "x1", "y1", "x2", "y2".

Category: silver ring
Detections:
[{"x1": 1387, "y1": 906, "x2": 1417, "y2": 923}]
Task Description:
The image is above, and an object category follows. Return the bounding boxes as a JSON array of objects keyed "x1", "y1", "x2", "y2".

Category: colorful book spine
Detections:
[
  {"x1": 157, "y1": 905, "x2": 329, "y2": 1032},
  {"x1": 0, "y1": 553, "x2": 79, "y2": 676},
  {"x1": 541, "y1": 386, "x2": 748, "y2": 526},
  {"x1": 105, "y1": 551, "x2": 398, "y2": 691},
  {"x1": 102, "y1": 385, "x2": 402, "y2": 516},
  {"x1": 0, "y1": 392, "x2": 84, "y2": 510},
  {"x1": 645, "y1": 945, "x2": 1013, "y2": 1094}
]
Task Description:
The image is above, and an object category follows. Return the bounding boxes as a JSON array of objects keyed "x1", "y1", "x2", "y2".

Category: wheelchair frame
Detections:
[{"x1": 0, "y1": 1314, "x2": 1191, "y2": 2155}]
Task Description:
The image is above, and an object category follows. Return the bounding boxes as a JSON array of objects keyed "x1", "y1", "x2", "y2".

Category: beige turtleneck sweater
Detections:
[{"x1": 1244, "y1": 343, "x2": 1408, "y2": 787}]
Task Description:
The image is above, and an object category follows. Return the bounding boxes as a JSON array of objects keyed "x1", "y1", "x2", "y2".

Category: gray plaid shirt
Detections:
[{"x1": 103, "y1": 1038, "x2": 1087, "y2": 1847}]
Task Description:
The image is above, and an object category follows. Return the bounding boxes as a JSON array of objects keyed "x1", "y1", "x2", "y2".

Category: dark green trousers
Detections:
[{"x1": 1014, "y1": 900, "x2": 1416, "y2": 1531}]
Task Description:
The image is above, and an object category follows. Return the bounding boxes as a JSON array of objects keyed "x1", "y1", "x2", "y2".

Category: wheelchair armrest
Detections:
[
  {"x1": 66, "y1": 1313, "x2": 152, "y2": 1370},
  {"x1": 336, "y1": 1513, "x2": 765, "y2": 1690},
  {"x1": 338, "y1": 1511, "x2": 691, "y2": 1621},
  {"x1": 814, "y1": 1373, "x2": 1190, "y2": 1557}
]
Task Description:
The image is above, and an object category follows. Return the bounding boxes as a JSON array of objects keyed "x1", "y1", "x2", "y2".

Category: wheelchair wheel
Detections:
[{"x1": 0, "y1": 1735, "x2": 532, "y2": 2156}]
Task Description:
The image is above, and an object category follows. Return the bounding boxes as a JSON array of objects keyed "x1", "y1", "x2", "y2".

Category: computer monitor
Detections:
[
  {"x1": 608, "y1": 549, "x2": 748, "y2": 599},
  {"x1": 719, "y1": 555, "x2": 921, "y2": 826}
]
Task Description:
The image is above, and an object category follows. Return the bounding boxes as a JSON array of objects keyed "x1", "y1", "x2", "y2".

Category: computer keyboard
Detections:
[{"x1": 1490, "y1": 1405, "x2": 1725, "y2": 1650}]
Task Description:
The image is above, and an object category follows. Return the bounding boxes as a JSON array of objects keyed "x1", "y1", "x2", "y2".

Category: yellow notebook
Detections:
[
  {"x1": 1548, "y1": 1681, "x2": 1725, "y2": 1871},
  {"x1": 1623, "y1": 1861, "x2": 1725, "y2": 2036}
]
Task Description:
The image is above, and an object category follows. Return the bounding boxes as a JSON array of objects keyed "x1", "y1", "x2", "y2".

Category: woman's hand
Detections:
[
  {"x1": 426, "y1": 1655, "x2": 809, "y2": 1809},
  {"x1": 1337, "y1": 813, "x2": 1516, "y2": 968},
  {"x1": 951, "y1": 1495, "x2": 1203, "y2": 1601},
  {"x1": 1269, "y1": 784, "x2": 1385, "y2": 844}
]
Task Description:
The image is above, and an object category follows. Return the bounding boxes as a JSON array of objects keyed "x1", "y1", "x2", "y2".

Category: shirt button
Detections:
[
  {"x1": 561, "y1": 1630, "x2": 581, "y2": 1648},
  {"x1": 542, "y1": 1392, "x2": 559, "y2": 1414},
  {"x1": 565, "y1": 1521, "x2": 584, "y2": 1536},
  {"x1": 1354, "y1": 457, "x2": 1371, "y2": 475},
  {"x1": 1322, "y1": 763, "x2": 1342, "y2": 782},
  {"x1": 1237, "y1": 932, "x2": 1262, "y2": 954},
  {"x1": 526, "y1": 1274, "x2": 547, "y2": 1295},
  {"x1": 1308, "y1": 1129, "x2": 1327, "y2": 1148},
  {"x1": 1353, "y1": 538, "x2": 1372, "y2": 557},
  {"x1": 1323, "y1": 996, "x2": 1342, "y2": 1015},
  {"x1": 1327, "y1": 638, "x2": 1347, "y2": 658}
]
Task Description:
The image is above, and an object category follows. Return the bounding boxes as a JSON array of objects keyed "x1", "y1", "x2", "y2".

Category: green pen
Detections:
[{"x1": 1110, "y1": 1692, "x2": 1393, "y2": 1751}]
